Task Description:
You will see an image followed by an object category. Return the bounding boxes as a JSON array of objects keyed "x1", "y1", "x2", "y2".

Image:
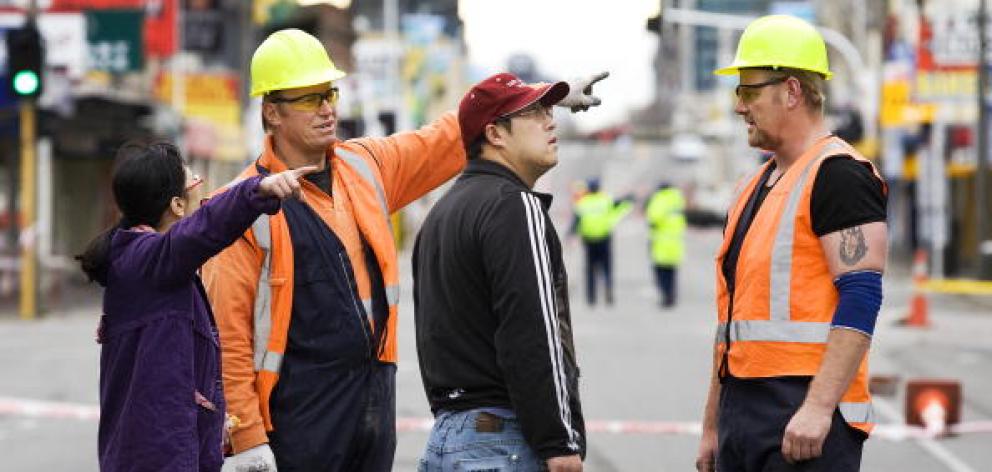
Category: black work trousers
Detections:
[
  {"x1": 717, "y1": 376, "x2": 866, "y2": 472},
  {"x1": 269, "y1": 363, "x2": 397, "y2": 472},
  {"x1": 583, "y1": 238, "x2": 613, "y2": 306},
  {"x1": 652, "y1": 264, "x2": 677, "y2": 307}
]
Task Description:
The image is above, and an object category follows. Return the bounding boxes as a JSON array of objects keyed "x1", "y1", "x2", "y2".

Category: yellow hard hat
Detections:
[
  {"x1": 250, "y1": 29, "x2": 347, "y2": 97},
  {"x1": 714, "y1": 15, "x2": 832, "y2": 80}
]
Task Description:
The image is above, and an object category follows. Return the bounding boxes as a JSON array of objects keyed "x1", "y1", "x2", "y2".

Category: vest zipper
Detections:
[{"x1": 338, "y1": 252, "x2": 372, "y2": 359}]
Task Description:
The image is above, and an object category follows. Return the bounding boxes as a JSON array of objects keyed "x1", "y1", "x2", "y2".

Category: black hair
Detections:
[
  {"x1": 466, "y1": 117, "x2": 512, "y2": 160},
  {"x1": 76, "y1": 141, "x2": 188, "y2": 285}
]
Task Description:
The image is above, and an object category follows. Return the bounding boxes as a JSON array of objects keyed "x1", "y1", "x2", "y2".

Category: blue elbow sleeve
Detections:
[{"x1": 831, "y1": 271, "x2": 883, "y2": 336}]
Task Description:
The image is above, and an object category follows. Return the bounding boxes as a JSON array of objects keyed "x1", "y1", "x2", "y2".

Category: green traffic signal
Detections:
[{"x1": 12, "y1": 70, "x2": 40, "y2": 96}]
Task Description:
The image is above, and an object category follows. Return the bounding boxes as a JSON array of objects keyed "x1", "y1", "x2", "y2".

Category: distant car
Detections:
[
  {"x1": 685, "y1": 208, "x2": 725, "y2": 228},
  {"x1": 670, "y1": 133, "x2": 706, "y2": 163}
]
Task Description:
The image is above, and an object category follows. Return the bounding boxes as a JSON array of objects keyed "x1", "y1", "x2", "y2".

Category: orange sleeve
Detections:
[
  {"x1": 348, "y1": 111, "x2": 466, "y2": 212},
  {"x1": 201, "y1": 232, "x2": 269, "y2": 452}
]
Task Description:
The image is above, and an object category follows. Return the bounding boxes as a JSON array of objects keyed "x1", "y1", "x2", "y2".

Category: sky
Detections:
[{"x1": 458, "y1": 0, "x2": 661, "y2": 132}]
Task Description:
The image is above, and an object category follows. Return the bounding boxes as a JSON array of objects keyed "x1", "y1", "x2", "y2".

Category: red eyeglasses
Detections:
[{"x1": 186, "y1": 174, "x2": 204, "y2": 192}]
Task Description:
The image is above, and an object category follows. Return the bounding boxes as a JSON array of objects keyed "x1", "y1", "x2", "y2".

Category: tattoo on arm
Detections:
[{"x1": 839, "y1": 227, "x2": 868, "y2": 265}]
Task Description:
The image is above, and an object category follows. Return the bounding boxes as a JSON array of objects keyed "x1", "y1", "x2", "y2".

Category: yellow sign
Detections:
[
  {"x1": 915, "y1": 70, "x2": 977, "y2": 100},
  {"x1": 154, "y1": 72, "x2": 245, "y2": 161},
  {"x1": 881, "y1": 81, "x2": 936, "y2": 127},
  {"x1": 155, "y1": 72, "x2": 241, "y2": 125}
]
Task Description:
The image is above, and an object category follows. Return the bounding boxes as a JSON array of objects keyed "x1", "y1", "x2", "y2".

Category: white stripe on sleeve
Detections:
[{"x1": 520, "y1": 192, "x2": 579, "y2": 450}]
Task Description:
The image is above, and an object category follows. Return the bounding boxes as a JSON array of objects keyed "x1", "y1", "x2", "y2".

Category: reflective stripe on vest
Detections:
[
  {"x1": 251, "y1": 215, "x2": 282, "y2": 374},
  {"x1": 334, "y1": 146, "x2": 400, "y2": 311},
  {"x1": 716, "y1": 320, "x2": 830, "y2": 344},
  {"x1": 768, "y1": 142, "x2": 845, "y2": 321},
  {"x1": 335, "y1": 147, "x2": 390, "y2": 222},
  {"x1": 839, "y1": 401, "x2": 874, "y2": 424},
  {"x1": 362, "y1": 284, "x2": 400, "y2": 315}
]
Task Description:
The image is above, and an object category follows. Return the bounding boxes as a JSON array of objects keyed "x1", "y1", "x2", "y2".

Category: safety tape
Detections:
[
  {"x1": 2, "y1": 396, "x2": 991, "y2": 441},
  {"x1": 0, "y1": 396, "x2": 100, "y2": 421},
  {"x1": 920, "y1": 278, "x2": 992, "y2": 296}
]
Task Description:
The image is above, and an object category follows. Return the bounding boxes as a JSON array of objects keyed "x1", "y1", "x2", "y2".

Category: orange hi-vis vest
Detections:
[
  {"x1": 202, "y1": 112, "x2": 465, "y2": 452},
  {"x1": 715, "y1": 135, "x2": 886, "y2": 434}
]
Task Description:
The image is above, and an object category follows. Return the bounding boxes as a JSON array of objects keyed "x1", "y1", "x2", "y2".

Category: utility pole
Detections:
[
  {"x1": 17, "y1": 0, "x2": 39, "y2": 320},
  {"x1": 18, "y1": 99, "x2": 37, "y2": 320},
  {"x1": 979, "y1": 0, "x2": 992, "y2": 278}
]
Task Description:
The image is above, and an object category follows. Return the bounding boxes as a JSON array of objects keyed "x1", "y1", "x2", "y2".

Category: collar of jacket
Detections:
[
  {"x1": 462, "y1": 159, "x2": 554, "y2": 209},
  {"x1": 257, "y1": 134, "x2": 332, "y2": 174}
]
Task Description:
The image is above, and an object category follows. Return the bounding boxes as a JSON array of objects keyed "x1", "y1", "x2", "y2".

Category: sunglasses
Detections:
[
  {"x1": 735, "y1": 76, "x2": 789, "y2": 104},
  {"x1": 269, "y1": 87, "x2": 340, "y2": 112}
]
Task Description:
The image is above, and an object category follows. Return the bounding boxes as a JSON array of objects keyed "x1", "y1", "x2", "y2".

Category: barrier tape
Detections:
[
  {"x1": 920, "y1": 279, "x2": 992, "y2": 296},
  {"x1": 2, "y1": 397, "x2": 991, "y2": 441}
]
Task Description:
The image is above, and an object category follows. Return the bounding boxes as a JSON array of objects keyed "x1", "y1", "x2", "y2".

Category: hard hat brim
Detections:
[
  {"x1": 251, "y1": 68, "x2": 347, "y2": 97},
  {"x1": 712, "y1": 63, "x2": 833, "y2": 80},
  {"x1": 713, "y1": 65, "x2": 741, "y2": 76}
]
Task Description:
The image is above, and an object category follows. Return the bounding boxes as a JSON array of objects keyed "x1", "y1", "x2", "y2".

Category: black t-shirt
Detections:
[
  {"x1": 810, "y1": 156, "x2": 887, "y2": 236},
  {"x1": 720, "y1": 155, "x2": 886, "y2": 288},
  {"x1": 304, "y1": 166, "x2": 332, "y2": 195}
]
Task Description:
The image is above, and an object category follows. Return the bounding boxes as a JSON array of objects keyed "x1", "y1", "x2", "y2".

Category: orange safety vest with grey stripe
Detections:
[
  {"x1": 715, "y1": 135, "x2": 887, "y2": 434},
  {"x1": 222, "y1": 144, "x2": 400, "y2": 431}
]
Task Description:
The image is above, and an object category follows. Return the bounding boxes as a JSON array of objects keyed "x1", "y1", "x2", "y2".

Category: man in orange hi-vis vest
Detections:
[
  {"x1": 203, "y1": 29, "x2": 608, "y2": 472},
  {"x1": 695, "y1": 16, "x2": 888, "y2": 472}
]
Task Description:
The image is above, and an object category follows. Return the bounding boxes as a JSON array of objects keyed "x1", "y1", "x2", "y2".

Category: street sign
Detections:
[{"x1": 85, "y1": 8, "x2": 143, "y2": 73}]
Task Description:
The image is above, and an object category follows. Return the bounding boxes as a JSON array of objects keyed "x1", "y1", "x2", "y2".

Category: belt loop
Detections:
[{"x1": 457, "y1": 410, "x2": 475, "y2": 433}]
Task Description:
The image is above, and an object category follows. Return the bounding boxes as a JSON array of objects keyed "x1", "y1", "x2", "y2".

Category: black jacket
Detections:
[{"x1": 413, "y1": 159, "x2": 585, "y2": 460}]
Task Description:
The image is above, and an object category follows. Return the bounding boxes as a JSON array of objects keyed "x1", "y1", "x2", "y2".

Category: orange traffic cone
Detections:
[
  {"x1": 906, "y1": 379, "x2": 961, "y2": 438},
  {"x1": 902, "y1": 249, "x2": 930, "y2": 327}
]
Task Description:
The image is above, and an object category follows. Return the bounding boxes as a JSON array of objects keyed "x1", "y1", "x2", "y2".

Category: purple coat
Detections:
[{"x1": 98, "y1": 176, "x2": 278, "y2": 472}]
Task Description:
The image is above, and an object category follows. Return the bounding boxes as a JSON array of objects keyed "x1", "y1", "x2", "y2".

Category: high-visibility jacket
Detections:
[
  {"x1": 201, "y1": 112, "x2": 465, "y2": 452},
  {"x1": 645, "y1": 187, "x2": 686, "y2": 266},
  {"x1": 715, "y1": 136, "x2": 886, "y2": 434},
  {"x1": 574, "y1": 192, "x2": 631, "y2": 242}
]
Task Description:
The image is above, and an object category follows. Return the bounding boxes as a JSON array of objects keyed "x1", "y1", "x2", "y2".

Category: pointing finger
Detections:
[
  {"x1": 584, "y1": 71, "x2": 610, "y2": 94},
  {"x1": 287, "y1": 165, "x2": 321, "y2": 180}
]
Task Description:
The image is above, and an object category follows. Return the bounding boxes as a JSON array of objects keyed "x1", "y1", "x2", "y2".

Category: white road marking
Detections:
[{"x1": 872, "y1": 396, "x2": 977, "y2": 472}]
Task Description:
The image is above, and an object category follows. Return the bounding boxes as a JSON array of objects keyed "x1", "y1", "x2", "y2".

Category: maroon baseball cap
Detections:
[{"x1": 458, "y1": 72, "x2": 570, "y2": 148}]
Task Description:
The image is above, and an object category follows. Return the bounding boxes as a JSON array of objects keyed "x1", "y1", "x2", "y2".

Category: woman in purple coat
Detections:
[{"x1": 77, "y1": 142, "x2": 314, "y2": 471}]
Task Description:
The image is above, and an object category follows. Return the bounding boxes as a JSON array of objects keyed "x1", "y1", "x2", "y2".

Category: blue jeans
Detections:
[{"x1": 418, "y1": 408, "x2": 547, "y2": 472}]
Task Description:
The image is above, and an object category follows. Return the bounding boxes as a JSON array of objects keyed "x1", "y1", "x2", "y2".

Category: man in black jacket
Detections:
[{"x1": 413, "y1": 72, "x2": 605, "y2": 472}]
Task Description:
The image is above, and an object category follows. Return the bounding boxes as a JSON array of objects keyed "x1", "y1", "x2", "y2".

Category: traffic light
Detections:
[{"x1": 6, "y1": 24, "x2": 44, "y2": 99}]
